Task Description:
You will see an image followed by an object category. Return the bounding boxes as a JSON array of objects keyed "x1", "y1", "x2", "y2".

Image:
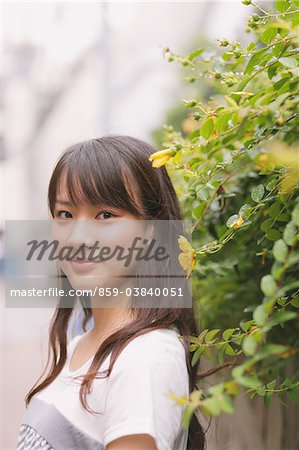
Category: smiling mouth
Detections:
[
  {"x1": 71, "y1": 259, "x2": 102, "y2": 263},
  {"x1": 69, "y1": 259, "x2": 103, "y2": 273}
]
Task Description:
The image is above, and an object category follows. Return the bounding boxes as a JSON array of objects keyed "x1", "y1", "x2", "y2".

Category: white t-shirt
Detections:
[{"x1": 17, "y1": 326, "x2": 190, "y2": 450}]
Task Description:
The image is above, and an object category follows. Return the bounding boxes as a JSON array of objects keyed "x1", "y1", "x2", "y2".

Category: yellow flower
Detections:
[
  {"x1": 178, "y1": 235, "x2": 196, "y2": 278},
  {"x1": 230, "y1": 215, "x2": 244, "y2": 229},
  {"x1": 268, "y1": 143, "x2": 299, "y2": 193},
  {"x1": 255, "y1": 154, "x2": 271, "y2": 171},
  {"x1": 148, "y1": 149, "x2": 176, "y2": 168},
  {"x1": 181, "y1": 117, "x2": 197, "y2": 134}
]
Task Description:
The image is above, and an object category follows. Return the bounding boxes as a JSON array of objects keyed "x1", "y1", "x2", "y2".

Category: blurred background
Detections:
[{"x1": 1, "y1": 2, "x2": 279, "y2": 449}]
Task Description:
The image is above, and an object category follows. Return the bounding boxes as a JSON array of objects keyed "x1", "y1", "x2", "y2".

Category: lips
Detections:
[
  {"x1": 72, "y1": 259, "x2": 100, "y2": 263},
  {"x1": 70, "y1": 259, "x2": 102, "y2": 273}
]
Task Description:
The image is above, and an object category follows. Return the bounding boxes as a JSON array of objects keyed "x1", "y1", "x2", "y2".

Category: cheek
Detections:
[
  {"x1": 106, "y1": 221, "x2": 145, "y2": 247},
  {"x1": 51, "y1": 222, "x2": 74, "y2": 248}
]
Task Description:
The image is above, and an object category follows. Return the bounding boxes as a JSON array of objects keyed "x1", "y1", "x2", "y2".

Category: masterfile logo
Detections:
[{"x1": 4, "y1": 219, "x2": 192, "y2": 309}]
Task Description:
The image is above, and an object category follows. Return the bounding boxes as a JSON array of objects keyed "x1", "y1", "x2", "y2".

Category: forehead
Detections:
[{"x1": 55, "y1": 170, "x2": 88, "y2": 201}]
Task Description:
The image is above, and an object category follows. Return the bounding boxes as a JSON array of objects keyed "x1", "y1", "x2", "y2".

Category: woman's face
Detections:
[{"x1": 51, "y1": 178, "x2": 150, "y2": 294}]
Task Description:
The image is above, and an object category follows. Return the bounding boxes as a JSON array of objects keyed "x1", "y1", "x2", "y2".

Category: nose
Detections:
[{"x1": 66, "y1": 219, "x2": 96, "y2": 249}]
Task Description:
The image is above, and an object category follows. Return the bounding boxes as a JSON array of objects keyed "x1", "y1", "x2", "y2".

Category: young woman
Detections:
[{"x1": 16, "y1": 135, "x2": 206, "y2": 450}]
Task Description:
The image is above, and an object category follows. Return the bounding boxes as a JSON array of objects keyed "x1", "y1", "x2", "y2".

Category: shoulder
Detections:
[
  {"x1": 121, "y1": 326, "x2": 185, "y2": 355},
  {"x1": 103, "y1": 327, "x2": 189, "y2": 449},
  {"x1": 111, "y1": 327, "x2": 188, "y2": 374}
]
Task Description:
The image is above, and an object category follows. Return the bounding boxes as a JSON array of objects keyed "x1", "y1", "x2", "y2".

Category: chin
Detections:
[{"x1": 67, "y1": 275, "x2": 101, "y2": 291}]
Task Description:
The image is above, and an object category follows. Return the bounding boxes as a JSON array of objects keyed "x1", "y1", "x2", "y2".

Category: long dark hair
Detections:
[{"x1": 25, "y1": 135, "x2": 208, "y2": 449}]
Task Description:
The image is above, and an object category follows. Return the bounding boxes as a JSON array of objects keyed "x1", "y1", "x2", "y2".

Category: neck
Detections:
[{"x1": 89, "y1": 279, "x2": 135, "y2": 339}]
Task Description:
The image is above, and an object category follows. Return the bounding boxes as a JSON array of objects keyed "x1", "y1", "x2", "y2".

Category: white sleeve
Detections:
[{"x1": 102, "y1": 333, "x2": 189, "y2": 450}]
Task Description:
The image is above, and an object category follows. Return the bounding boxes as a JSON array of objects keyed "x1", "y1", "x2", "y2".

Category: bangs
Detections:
[{"x1": 48, "y1": 141, "x2": 144, "y2": 216}]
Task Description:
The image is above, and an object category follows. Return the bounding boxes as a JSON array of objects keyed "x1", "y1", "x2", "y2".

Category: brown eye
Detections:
[
  {"x1": 56, "y1": 210, "x2": 72, "y2": 219},
  {"x1": 96, "y1": 211, "x2": 115, "y2": 220}
]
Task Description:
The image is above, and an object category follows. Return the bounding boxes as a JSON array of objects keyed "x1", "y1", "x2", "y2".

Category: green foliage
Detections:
[{"x1": 154, "y1": 0, "x2": 299, "y2": 426}]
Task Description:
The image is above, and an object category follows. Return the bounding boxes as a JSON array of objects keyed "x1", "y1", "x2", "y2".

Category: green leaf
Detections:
[
  {"x1": 255, "y1": 344, "x2": 289, "y2": 357},
  {"x1": 257, "y1": 386, "x2": 266, "y2": 396},
  {"x1": 182, "y1": 405, "x2": 196, "y2": 428},
  {"x1": 253, "y1": 305, "x2": 268, "y2": 326},
  {"x1": 189, "y1": 336, "x2": 200, "y2": 345},
  {"x1": 266, "y1": 175, "x2": 279, "y2": 190},
  {"x1": 238, "y1": 375, "x2": 262, "y2": 389},
  {"x1": 278, "y1": 280, "x2": 299, "y2": 294},
  {"x1": 261, "y1": 27, "x2": 278, "y2": 45},
  {"x1": 264, "y1": 392, "x2": 273, "y2": 407},
  {"x1": 187, "y1": 48, "x2": 204, "y2": 61},
  {"x1": 261, "y1": 274, "x2": 277, "y2": 297},
  {"x1": 224, "y1": 95, "x2": 238, "y2": 108},
  {"x1": 269, "y1": 202, "x2": 281, "y2": 219},
  {"x1": 267, "y1": 380, "x2": 276, "y2": 390},
  {"x1": 275, "y1": 0, "x2": 291, "y2": 12},
  {"x1": 190, "y1": 344, "x2": 198, "y2": 352},
  {"x1": 261, "y1": 218, "x2": 273, "y2": 233},
  {"x1": 240, "y1": 320, "x2": 255, "y2": 332},
  {"x1": 198, "y1": 187, "x2": 210, "y2": 202},
  {"x1": 291, "y1": 10, "x2": 299, "y2": 26},
  {"x1": 268, "y1": 62, "x2": 279, "y2": 79},
  {"x1": 283, "y1": 221, "x2": 297, "y2": 245},
  {"x1": 267, "y1": 229, "x2": 282, "y2": 241},
  {"x1": 272, "y1": 42, "x2": 288, "y2": 58},
  {"x1": 277, "y1": 213, "x2": 290, "y2": 222},
  {"x1": 273, "y1": 239, "x2": 288, "y2": 262},
  {"x1": 277, "y1": 296, "x2": 287, "y2": 306},
  {"x1": 270, "y1": 311, "x2": 297, "y2": 325},
  {"x1": 203, "y1": 347, "x2": 213, "y2": 360},
  {"x1": 251, "y1": 184, "x2": 265, "y2": 202},
  {"x1": 193, "y1": 202, "x2": 207, "y2": 219},
  {"x1": 232, "y1": 364, "x2": 246, "y2": 379},
  {"x1": 291, "y1": 296, "x2": 299, "y2": 307},
  {"x1": 200, "y1": 118, "x2": 214, "y2": 140},
  {"x1": 191, "y1": 347, "x2": 205, "y2": 367},
  {"x1": 220, "y1": 395, "x2": 234, "y2": 414},
  {"x1": 239, "y1": 204, "x2": 253, "y2": 218},
  {"x1": 223, "y1": 328, "x2": 236, "y2": 341},
  {"x1": 279, "y1": 57, "x2": 298, "y2": 68},
  {"x1": 287, "y1": 388, "x2": 299, "y2": 402},
  {"x1": 204, "y1": 329, "x2": 221, "y2": 343},
  {"x1": 201, "y1": 397, "x2": 222, "y2": 416},
  {"x1": 244, "y1": 49, "x2": 268, "y2": 75},
  {"x1": 264, "y1": 297, "x2": 277, "y2": 314},
  {"x1": 292, "y1": 203, "x2": 299, "y2": 226},
  {"x1": 215, "y1": 113, "x2": 232, "y2": 134},
  {"x1": 273, "y1": 76, "x2": 291, "y2": 91},
  {"x1": 242, "y1": 335, "x2": 257, "y2": 356},
  {"x1": 216, "y1": 345, "x2": 226, "y2": 365},
  {"x1": 198, "y1": 329, "x2": 209, "y2": 343},
  {"x1": 208, "y1": 383, "x2": 225, "y2": 395},
  {"x1": 281, "y1": 378, "x2": 294, "y2": 388},
  {"x1": 224, "y1": 343, "x2": 236, "y2": 356}
]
